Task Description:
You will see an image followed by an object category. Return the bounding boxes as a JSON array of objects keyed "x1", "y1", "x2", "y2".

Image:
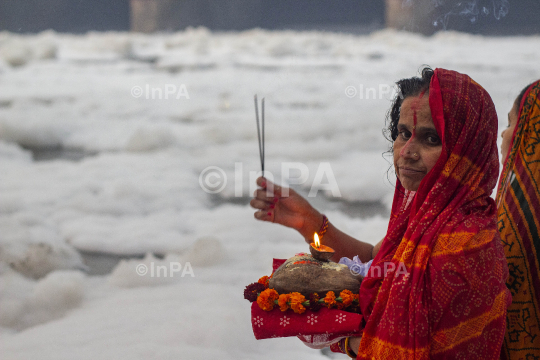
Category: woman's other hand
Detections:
[
  {"x1": 250, "y1": 177, "x2": 323, "y2": 242},
  {"x1": 348, "y1": 336, "x2": 361, "y2": 357}
]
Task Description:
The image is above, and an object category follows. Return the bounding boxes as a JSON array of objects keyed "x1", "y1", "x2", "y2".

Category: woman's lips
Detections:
[{"x1": 399, "y1": 167, "x2": 425, "y2": 177}]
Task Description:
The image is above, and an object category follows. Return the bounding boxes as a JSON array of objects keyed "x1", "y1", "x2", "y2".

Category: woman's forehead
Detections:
[{"x1": 399, "y1": 96, "x2": 434, "y2": 126}]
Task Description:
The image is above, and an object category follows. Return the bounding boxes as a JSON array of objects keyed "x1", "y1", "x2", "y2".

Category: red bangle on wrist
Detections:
[
  {"x1": 318, "y1": 215, "x2": 329, "y2": 239},
  {"x1": 337, "y1": 338, "x2": 346, "y2": 353}
]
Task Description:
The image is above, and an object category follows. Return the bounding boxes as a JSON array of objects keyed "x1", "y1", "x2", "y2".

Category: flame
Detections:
[{"x1": 314, "y1": 233, "x2": 320, "y2": 248}]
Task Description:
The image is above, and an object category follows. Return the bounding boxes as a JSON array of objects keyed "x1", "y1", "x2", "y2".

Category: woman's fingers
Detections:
[
  {"x1": 250, "y1": 198, "x2": 272, "y2": 210},
  {"x1": 254, "y1": 209, "x2": 273, "y2": 221},
  {"x1": 253, "y1": 178, "x2": 277, "y2": 222},
  {"x1": 253, "y1": 177, "x2": 283, "y2": 223},
  {"x1": 253, "y1": 189, "x2": 277, "y2": 202},
  {"x1": 256, "y1": 177, "x2": 285, "y2": 198},
  {"x1": 256, "y1": 176, "x2": 267, "y2": 188}
]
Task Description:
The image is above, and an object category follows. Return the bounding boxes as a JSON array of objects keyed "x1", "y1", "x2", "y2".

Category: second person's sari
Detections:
[{"x1": 497, "y1": 80, "x2": 540, "y2": 360}]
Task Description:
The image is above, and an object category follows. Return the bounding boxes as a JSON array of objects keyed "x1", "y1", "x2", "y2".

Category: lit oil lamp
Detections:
[{"x1": 309, "y1": 233, "x2": 335, "y2": 262}]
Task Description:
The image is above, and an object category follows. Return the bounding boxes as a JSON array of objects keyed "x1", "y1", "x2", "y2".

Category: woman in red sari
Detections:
[
  {"x1": 498, "y1": 80, "x2": 540, "y2": 360},
  {"x1": 251, "y1": 68, "x2": 511, "y2": 359}
]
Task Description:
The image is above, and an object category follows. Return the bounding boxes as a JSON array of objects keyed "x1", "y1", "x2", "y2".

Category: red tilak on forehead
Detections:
[
  {"x1": 410, "y1": 89, "x2": 427, "y2": 137},
  {"x1": 399, "y1": 90, "x2": 427, "y2": 158},
  {"x1": 400, "y1": 90, "x2": 426, "y2": 156}
]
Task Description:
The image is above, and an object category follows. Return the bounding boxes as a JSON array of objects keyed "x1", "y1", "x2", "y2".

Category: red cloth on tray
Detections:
[{"x1": 251, "y1": 303, "x2": 363, "y2": 340}]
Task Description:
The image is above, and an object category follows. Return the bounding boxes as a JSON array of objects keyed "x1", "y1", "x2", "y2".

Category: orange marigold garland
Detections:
[
  {"x1": 324, "y1": 291, "x2": 337, "y2": 308},
  {"x1": 257, "y1": 288, "x2": 279, "y2": 311},
  {"x1": 278, "y1": 294, "x2": 291, "y2": 312},
  {"x1": 258, "y1": 276, "x2": 270, "y2": 288},
  {"x1": 247, "y1": 276, "x2": 359, "y2": 313},
  {"x1": 339, "y1": 290, "x2": 354, "y2": 307},
  {"x1": 289, "y1": 292, "x2": 307, "y2": 314}
]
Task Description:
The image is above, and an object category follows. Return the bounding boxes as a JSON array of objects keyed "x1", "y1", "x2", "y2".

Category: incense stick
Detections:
[{"x1": 254, "y1": 95, "x2": 265, "y2": 174}]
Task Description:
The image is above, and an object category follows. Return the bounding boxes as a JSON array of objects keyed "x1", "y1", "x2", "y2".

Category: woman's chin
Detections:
[
  {"x1": 400, "y1": 179, "x2": 420, "y2": 192},
  {"x1": 397, "y1": 171, "x2": 425, "y2": 192}
]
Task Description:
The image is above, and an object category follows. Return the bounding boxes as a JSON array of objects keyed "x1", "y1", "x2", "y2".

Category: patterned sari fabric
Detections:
[
  {"x1": 497, "y1": 80, "x2": 540, "y2": 360},
  {"x1": 357, "y1": 69, "x2": 512, "y2": 360}
]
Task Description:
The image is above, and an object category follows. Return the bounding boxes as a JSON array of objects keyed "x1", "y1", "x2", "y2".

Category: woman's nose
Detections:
[{"x1": 399, "y1": 138, "x2": 417, "y2": 158}]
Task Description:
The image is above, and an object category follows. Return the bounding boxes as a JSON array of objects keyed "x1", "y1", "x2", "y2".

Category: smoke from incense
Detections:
[{"x1": 405, "y1": 0, "x2": 510, "y2": 30}]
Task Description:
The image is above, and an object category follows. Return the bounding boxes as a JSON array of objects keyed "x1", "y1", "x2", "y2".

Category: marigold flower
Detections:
[
  {"x1": 309, "y1": 293, "x2": 322, "y2": 312},
  {"x1": 278, "y1": 294, "x2": 291, "y2": 312},
  {"x1": 340, "y1": 289, "x2": 355, "y2": 307},
  {"x1": 257, "y1": 288, "x2": 279, "y2": 311},
  {"x1": 289, "y1": 292, "x2": 306, "y2": 314},
  {"x1": 258, "y1": 276, "x2": 270, "y2": 288},
  {"x1": 324, "y1": 291, "x2": 336, "y2": 308},
  {"x1": 244, "y1": 282, "x2": 266, "y2": 302}
]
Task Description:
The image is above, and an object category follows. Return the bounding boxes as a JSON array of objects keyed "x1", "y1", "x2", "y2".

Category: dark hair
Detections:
[
  {"x1": 385, "y1": 67, "x2": 435, "y2": 145},
  {"x1": 383, "y1": 67, "x2": 435, "y2": 188},
  {"x1": 514, "y1": 82, "x2": 535, "y2": 110}
]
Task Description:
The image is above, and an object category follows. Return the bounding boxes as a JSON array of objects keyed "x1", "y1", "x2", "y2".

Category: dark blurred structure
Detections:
[
  {"x1": 0, "y1": 0, "x2": 130, "y2": 33},
  {"x1": 130, "y1": 0, "x2": 384, "y2": 33},
  {"x1": 0, "y1": 0, "x2": 539, "y2": 35}
]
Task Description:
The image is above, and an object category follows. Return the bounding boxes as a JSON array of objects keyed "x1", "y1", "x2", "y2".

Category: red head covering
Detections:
[{"x1": 357, "y1": 69, "x2": 511, "y2": 359}]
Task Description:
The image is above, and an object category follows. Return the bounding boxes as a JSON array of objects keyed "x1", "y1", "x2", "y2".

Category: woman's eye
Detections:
[
  {"x1": 427, "y1": 135, "x2": 440, "y2": 145},
  {"x1": 399, "y1": 130, "x2": 411, "y2": 140}
]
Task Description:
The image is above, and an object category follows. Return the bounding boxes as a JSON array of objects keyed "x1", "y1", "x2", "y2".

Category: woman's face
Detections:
[
  {"x1": 500, "y1": 101, "x2": 519, "y2": 164},
  {"x1": 393, "y1": 95, "x2": 443, "y2": 191}
]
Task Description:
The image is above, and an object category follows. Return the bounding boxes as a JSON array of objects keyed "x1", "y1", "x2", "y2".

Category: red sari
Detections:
[{"x1": 357, "y1": 69, "x2": 512, "y2": 359}]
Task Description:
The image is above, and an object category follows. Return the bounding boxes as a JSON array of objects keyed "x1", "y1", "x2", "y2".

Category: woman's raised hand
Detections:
[{"x1": 250, "y1": 177, "x2": 323, "y2": 242}]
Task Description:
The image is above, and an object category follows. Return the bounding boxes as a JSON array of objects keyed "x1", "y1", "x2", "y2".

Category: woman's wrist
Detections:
[
  {"x1": 344, "y1": 337, "x2": 359, "y2": 358},
  {"x1": 299, "y1": 210, "x2": 324, "y2": 242},
  {"x1": 347, "y1": 336, "x2": 361, "y2": 358}
]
